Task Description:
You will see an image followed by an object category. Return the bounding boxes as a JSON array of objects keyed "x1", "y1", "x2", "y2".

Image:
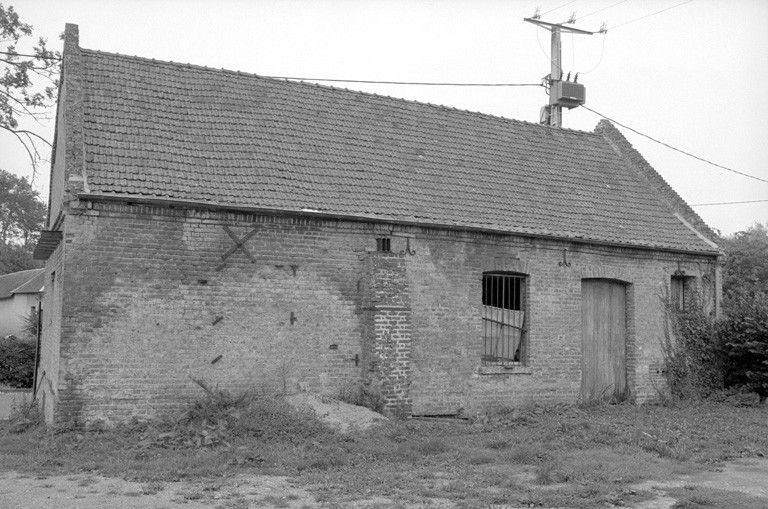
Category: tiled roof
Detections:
[
  {"x1": 0, "y1": 269, "x2": 44, "y2": 300},
  {"x1": 77, "y1": 48, "x2": 717, "y2": 254}
]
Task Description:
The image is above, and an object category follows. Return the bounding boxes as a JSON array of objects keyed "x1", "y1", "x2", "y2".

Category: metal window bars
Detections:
[{"x1": 482, "y1": 273, "x2": 526, "y2": 365}]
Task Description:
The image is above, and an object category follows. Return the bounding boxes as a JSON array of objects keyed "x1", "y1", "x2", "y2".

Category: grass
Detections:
[
  {"x1": 668, "y1": 486, "x2": 768, "y2": 509},
  {"x1": 1, "y1": 394, "x2": 766, "y2": 508}
]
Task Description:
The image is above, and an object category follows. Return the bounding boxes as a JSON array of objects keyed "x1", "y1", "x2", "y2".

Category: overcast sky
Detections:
[{"x1": 3, "y1": 0, "x2": 767, "y2": 235}]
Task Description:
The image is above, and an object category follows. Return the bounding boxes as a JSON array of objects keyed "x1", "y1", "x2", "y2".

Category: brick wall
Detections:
[
  {"x1": 362, "y1": 252, "x2": 412, "y2": 415},
  {"x1": 43, "y1": 200, "x2": 719, "y2": 424}
]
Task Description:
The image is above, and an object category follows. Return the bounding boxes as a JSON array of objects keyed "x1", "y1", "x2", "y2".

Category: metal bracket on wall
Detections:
[
  {"x1": 558, "y1": 249, "x2": 571, "y2": 267},
  {"x1": 216, "y1": 225, "x2": 259, "y2": 271},
  {"x1": 290, "y1": 311, "x2": 298, "y2": 325},
  {"x1": 398, "y1": 237, "x2": 416, "y2": 256}
]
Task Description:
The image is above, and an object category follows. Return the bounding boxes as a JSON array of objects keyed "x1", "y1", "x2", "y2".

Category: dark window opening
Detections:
[
  {"x1": 482, "y1": 272, "x2": 526, "y2": 365},
  {"x1": 376, "y1": 237, "x2": 391, "y2": 252},
  {"x1": 671, "y1": 275, "x2": 694, "y2": 311},
  {"x1": 482, "y1": 273, "x2": 522, "y2": 310}
]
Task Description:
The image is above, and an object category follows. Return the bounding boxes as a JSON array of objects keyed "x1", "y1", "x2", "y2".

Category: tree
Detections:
[
  {"x1": 0, "y1": 167, "x2": 44, "y2": 274},
  {"x1": 717, "y1": 223, "x2": 768, "y2": 402},
  {"x1": 1, "y1": 3, "x2": 60, "y2": 170},
  {"x1": 719, "y1": 222, "x2": 768, "y2": 303}
]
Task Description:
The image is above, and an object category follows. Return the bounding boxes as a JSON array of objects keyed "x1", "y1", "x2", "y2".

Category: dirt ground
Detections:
[
  {"x1": 631, "y1": 457, "x2": 768, "y2": 509},
  {"x1": 0, "y1": 471, "x2": 319, "y2": 508},
  {"x1": 1, "y1": 458, "x2": 767, "y2": 508}
]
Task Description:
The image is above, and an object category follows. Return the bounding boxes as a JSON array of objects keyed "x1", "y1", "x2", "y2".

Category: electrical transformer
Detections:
[{"x1": 551, "y1": 81, "x2": 586, "y2": 109}]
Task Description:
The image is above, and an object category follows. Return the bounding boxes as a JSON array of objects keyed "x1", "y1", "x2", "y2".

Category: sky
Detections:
[{"x1": 2, "y1": 0, "x2": 767, "y2": 236}]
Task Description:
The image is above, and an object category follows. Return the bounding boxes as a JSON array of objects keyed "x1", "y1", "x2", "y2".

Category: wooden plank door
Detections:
[{"x1": 581, "y1": 279, "x2": 627, "y2": 401}]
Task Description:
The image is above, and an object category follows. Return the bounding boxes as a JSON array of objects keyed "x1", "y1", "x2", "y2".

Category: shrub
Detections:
[
  {"x1": 660, "y1": 294, "x2": 723, "y2": 399},
  {"x1": 143, "y1": 380, "x2": 331, "y2": 449},
  {"x1": 0, "y1": 335, "x2": 35, "y2": 388},
  {"x1": 718, "y1": 294, "x2": 768, "y2": 402}
]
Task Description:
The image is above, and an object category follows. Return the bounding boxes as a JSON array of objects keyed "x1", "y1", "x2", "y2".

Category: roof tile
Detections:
[{"x1": 78, "y1": 49, "x2": 715, "y2": 253}]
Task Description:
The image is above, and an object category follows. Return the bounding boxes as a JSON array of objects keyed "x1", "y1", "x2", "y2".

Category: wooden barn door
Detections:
[{"x1": 581, "y1": 279, "x2": 627, "y2": 402}]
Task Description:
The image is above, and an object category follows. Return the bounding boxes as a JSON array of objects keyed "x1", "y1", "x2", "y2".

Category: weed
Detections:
[
  {"x1": 466, "y1": 452, "x2": 495, "y2": 465},
  {"x1": 138, "y1": 382, "x2": 331, "y2": 450},
  {"x1": 535, "y1": 460, "x2": 574, "y2": 485},
  {"x1": 258, "y1": 495, "x2": 291, "y2": 507},
  {"x1": 181, "y1": 488, "x2": 205, "y2": 500},
  {"x1": 2, "y1": 397, "x2": 767, "y2": 508},
  {"x1": 502, "y1": 444, "x2": 545, "y2": 464},
  {"x1": 415, "y1": 438, "x2": 451, "y2": 455},
  {"x1": 484, "y1": 438, "x2": 511, "y2": 450},
  {"x1": 141, "y1": 480, "x2": 164, "y2": 494},
  {"x1": 337, "y1": 379, "x2": 386, "y2": 413},
  {"x1": 7, "y1": 401, "x2": 42, "y2": 433},
  {"x1": 77, "y1": 476, "x2": 97, "y2": 487}
]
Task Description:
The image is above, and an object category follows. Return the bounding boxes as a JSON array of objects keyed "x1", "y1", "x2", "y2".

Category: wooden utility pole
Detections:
[{"x1": 524, "y1": 17, "x2": 594, "y2": 128}]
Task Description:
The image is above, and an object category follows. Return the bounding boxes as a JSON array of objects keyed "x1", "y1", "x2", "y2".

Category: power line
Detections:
[
  {"x1": 577, "y1": 0, "x2": 631, "y2": 21},
  {"x1": 690, "y1": 199, "x2": 768, "y2": 207},
  {"x1": 609, "y1": 0, "x2": 694, "y2": 31},
  {"x1": 0, "y1": 51, "x2": 60, "y2": 60},
  {"x1": 541, "y1": 0, "x2": 579, "y2": 17},
  {"x1": 266, "y1": 77, "x2": 543, "y2": 87},
  {"x1": 578, "y1": 32, "x2": 607, "y2": 74},
  {"x1": 581, "y1": 104, "x2": 768, "y2": 184}
]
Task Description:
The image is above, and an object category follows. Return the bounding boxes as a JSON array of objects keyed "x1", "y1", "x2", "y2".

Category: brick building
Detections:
[{"x1": 34, "y1": 24, "x2": 721, "y2": 425}]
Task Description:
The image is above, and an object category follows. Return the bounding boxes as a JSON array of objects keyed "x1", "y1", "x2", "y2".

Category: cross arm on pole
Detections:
[{"x1": 523, "y1": 18, "x2": 595, "y2": 35}]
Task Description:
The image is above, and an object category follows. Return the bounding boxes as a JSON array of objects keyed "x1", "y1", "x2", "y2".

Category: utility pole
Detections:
[{"x1": 524, "y1": 17, "x2": 595, "y2": 128}]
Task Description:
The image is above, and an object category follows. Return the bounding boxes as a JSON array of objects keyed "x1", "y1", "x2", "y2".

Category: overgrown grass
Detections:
[{"x1": 1, "y1": 393, "x2": 766, "y2": 508}]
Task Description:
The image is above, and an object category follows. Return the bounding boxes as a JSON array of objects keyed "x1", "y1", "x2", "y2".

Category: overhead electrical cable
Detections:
[
  {"x1": 540, "y1": 0, "x2": 579, "y2": 17},
  {"x1": 609, "y1": 0, "x2": 694, "y2": 30},
  {"x1": 265, "y1": 77, "x2": 543, "y2": 87},
  {"x1": 0, "y1": 50, "x2": 60, "y2": 59},
  {"x1": 578, "y1": 32, "x2": 607, "y2": 75},
  {"x1": 690, "y1": 199, "x2": 768, "y2": 207},
  {"x1": 576, "y1": 0, "x2": 631, "y2": 21},
  {"x1": 581, "y1": 105, "x2": 768, "y2": 184}
]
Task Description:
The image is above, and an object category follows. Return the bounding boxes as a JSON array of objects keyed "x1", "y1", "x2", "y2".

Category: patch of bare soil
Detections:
[
  {"x1": 630, "y1": 458, "x2": 768, "y2": 508},
  {"x1": 0, "y1": 471, "x2": 316, "y2": 508},
  {"x1": 286, "y1": 393, "x2": 388, "y2": 434}
]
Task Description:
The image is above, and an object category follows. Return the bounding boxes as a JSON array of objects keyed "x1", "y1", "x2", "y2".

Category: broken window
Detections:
[{"x1": 482, "y1": 272, "x2": 526, "y2": 365}]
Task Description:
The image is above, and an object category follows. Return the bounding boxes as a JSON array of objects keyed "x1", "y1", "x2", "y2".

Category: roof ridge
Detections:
[{"x1": 79, "y1": 47, "x2": 600, "y2": 138}]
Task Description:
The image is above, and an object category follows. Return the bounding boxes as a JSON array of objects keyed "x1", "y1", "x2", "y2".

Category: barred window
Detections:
[
  {"x1": 482, "y1": 272, "x2": 526, "y2": 365},
  {"x1": 376, "y1": 237, "x2": 391, "y2": 252}
]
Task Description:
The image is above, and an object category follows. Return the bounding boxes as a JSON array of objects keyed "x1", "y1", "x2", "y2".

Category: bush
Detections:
[
  {"x1": 718, "y1": 294, "x2": 768, "y2": 401},
  {"x1": 0, "y1": 335, "x2": 35, "y2": 388},
  {"x1": 660, "y1": 296, "x2": 723, "y2": 399},
  {"x1": 141, "y1": 380, "x2": 331, "y2": 449}
]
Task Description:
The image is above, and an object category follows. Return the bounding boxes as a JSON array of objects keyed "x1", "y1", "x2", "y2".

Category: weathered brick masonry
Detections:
[
  {"x1": 40, "y1": 200, "x2": 718, "y2": 424},
  {"x1": 35, "y1": 24, "x2": 722, "y2": 424}
]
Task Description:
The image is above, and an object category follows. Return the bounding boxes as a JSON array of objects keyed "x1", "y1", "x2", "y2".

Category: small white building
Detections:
[{"x1": 0, "y1": 269, "x2": 44, "y2": 339}]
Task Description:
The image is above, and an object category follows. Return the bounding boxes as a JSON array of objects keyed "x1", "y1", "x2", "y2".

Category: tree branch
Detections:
[
  {"x1": 3, "y1": 126, "x2": 52, "y2": 147},
  {"x1": 4, "y1": 127, "x2": 37, "y2": 168}
]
